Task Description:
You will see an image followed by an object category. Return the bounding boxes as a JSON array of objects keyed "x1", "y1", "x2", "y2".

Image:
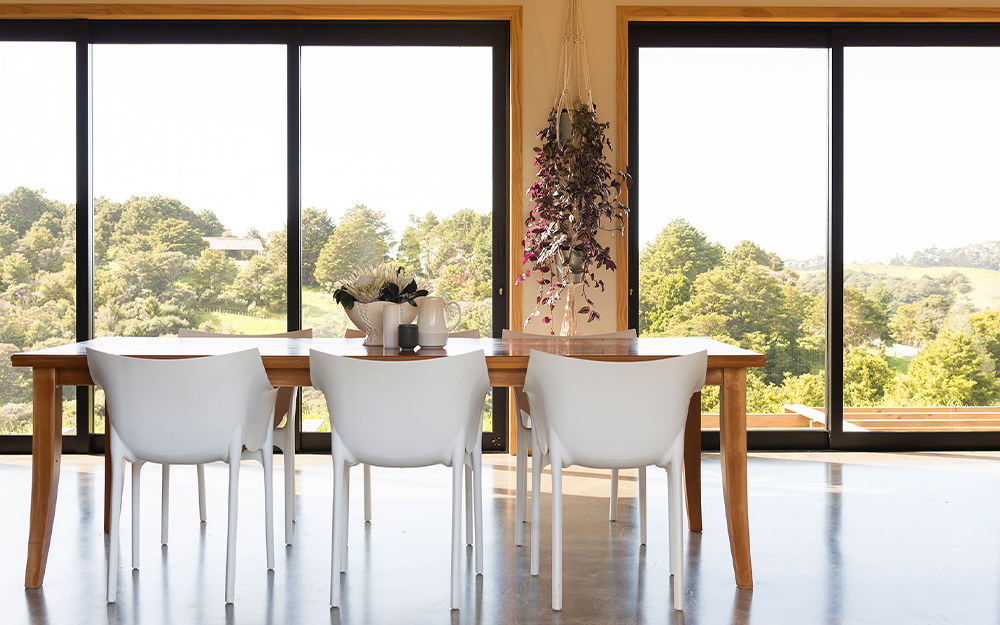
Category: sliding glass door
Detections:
[{"x1": 631, "y1": 23, "x2": 1000, "y2": 450}]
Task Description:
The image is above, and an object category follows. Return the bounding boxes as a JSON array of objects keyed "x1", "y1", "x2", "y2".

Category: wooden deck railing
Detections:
[{"x1": 701, "y1": 405, "x2": 1000, "y2": 431}]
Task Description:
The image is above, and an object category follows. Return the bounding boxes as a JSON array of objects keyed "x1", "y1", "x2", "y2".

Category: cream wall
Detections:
[{"x1": 31, "y1": 0, "x2": 1000, "y2": 332}]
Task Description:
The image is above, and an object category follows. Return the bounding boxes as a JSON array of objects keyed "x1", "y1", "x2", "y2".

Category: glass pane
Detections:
[
  {"x1": 844, "y1": 47, "x2": 1000, "y2": 432},
  {"x1": 0, "y1": 42, "x2": 76, "y2": 436},
  {"x1": 301, "y1": 46, "x2": 494, "y2": 432},
  {"x1": 92, "y1": 44, "x2": 286, "y2": 433},
  {"x1": 638, "y1": 47, "x2": 829, "y2": 431}
]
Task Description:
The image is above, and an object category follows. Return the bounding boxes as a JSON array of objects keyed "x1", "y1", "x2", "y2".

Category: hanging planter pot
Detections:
[{"x1": 517, "y1": 0, "x2": 631, "y2": 335}]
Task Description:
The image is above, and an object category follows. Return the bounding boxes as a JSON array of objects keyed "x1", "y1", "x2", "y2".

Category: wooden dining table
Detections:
[{"x1": 12, "y1": 335, "x2": 765, "y2": 590}]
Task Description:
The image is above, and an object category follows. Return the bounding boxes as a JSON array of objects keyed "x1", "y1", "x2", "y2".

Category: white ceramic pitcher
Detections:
[{"x1": 415, "y1": 296, "x2": 462, "y2": 348}]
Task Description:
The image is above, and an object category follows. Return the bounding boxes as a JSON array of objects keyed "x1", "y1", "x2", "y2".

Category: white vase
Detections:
[{"x1": 345, "y1": 301, "x2": 419, "y2": 346}]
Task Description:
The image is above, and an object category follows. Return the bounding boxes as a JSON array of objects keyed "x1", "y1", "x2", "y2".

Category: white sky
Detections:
[
  {"x1": 3, "y1": 42, "x2": 1000, "y2": 265},
  {"x1": 0, "y1": 43, "x2": 491, "y2": 243},
  {"x1": 639, "y1": 46, "x2": 1000, "y2": 265}
]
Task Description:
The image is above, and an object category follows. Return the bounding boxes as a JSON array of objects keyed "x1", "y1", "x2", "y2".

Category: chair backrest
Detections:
[
  {"x1": 502, "y1": 328, "x2": 637, "y2": 424},
  {"x1": 346, "y1": 328, "x2": 481, "y2": 339},
  {"x1": 178, "y1": 328, "x2": 312, "y2": 427},
  {"x1": 310, "y1": 350, "x2": 491, "y2": 467},
  {"x1": 523, "y1": 350, "x2": 707, "y2": 468},
  {"x1": 88, "y1": 348, "x2": 277, "y2": 464},
  {"x1": 502, "y1": 329, "x2": 637, "y2": 339}
]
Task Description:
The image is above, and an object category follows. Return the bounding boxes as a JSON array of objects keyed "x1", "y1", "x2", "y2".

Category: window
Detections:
[
  {"x1": 0, "y1": 19, "x2": 510, "y2": 453},
  {"x1": 301, "y1": 44, "x2": 497, "y2": 433},
  {"x1": 0, "y1": 41, "x2": 76, "y2": 437},
  {"x1": 843, "y1": 43, "x2": 1000, "y2": 434},
  {"x1": 631, "y1": 23, "x2": 1000, "y2": 448},
  {"x1": 91, "y1": 43, "x2": 287, "y2": 433},
  {"x1": 634, "y1": 28, "x2": 829, "y2": 434}
]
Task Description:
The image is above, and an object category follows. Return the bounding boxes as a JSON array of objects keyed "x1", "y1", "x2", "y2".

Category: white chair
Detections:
[
  {"x1": 89, "y1": 348, "x2": 278, "y2": 604},
  {"x1": 344, "y1": 327, "x2": 481, "y2": 529},
  {"x1": 174, "y1": 328, "x2": 312, "y2": 546},
  {"x1": 502, "y1": 328, "x2": 638, "y2": 546},
  {"x1": 310, "y1": 348, "x2": 491, "y2": 609},
  {"x1": 524, "y1": 349, "x2": 706, "y2": 611}
]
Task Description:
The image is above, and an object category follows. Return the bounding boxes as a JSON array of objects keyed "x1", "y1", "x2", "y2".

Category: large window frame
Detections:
[
  {"x1": 624, "y1": 14, "x2": 1000, "y2": 452},
  {"x1": 0, "y1": 8, "x2": 519, "y2": 455}
]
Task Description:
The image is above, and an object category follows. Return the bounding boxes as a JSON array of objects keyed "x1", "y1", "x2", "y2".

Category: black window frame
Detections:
[
  {"x1": 629, "y1": 21, "x2": 1000, "y2": 451},
  {"x1": 0, "y1": 19, "x2": 510, "y2": 455}
]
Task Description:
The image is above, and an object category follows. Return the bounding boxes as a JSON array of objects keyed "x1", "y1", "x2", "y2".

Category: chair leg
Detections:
[
  {"x1": 465, "y1": 464, "x2": 474, "y2": 545},
  {"x1": 263, "y1": 446, "x2": 275, "y2": 570},
  {"x1": 132, "y1": 461, "x2": 143, "y2": 569},
  {"x1": 197, "y1": 464, "x2": 207, "y2": 522},
  {"x1": 331, "y1": 457, "x2": 345, "y2": 608},
  {"x1": 668, "y1": 454, "x2": 684, "y2": 611},
  {"x1": 473, "y1": 446, "x2": 484, "y2": 575},
  {"x1": 530, "y1": 444, "x2": 543, "y2": 576},
  {"x1": 552, "y1": 457, "x2": 563, "y2": 612},
  {"x1": 515, "y1": 428, "x2": 527, "y2": 546},
  {"x1": 225, "y1": 445, "x2": 241, "y2": 604},
  {"x1": 451, "y1": 447, "x2": 463, "y2": 610},
  {"x1": 521, "y1": 424, "x2": 530, "y2": 523},
  {"x1": 363, "y1": 463, "x2": 371, "y2": 523},
  {"x1": 609, "y1": 468, "x2": 619, "y2": 521},
  {"x1": 639, "y1": 466, "x2": 647, "y2": 545},
  {"x1": 284, "y1": 425, "x2": 295, "y2": 543},
  {"x1": 161, "y1": 464, "x2": 170, "y2": 545},
  {"x1": 341, "y1": 465, "x2": 350, "y2": 573},
  {"x1": 107, "y1": 451, "x2": 123, "y2": 603}
]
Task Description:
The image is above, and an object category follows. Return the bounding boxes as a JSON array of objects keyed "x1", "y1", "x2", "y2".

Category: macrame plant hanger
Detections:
[{"x1": 554, "y1": 0, "x2": 593, "y2": 335}]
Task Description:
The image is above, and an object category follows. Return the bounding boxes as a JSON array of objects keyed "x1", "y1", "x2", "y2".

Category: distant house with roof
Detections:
[{"x1": 202, "y1": 237, "x2": 264, "y2": 260}]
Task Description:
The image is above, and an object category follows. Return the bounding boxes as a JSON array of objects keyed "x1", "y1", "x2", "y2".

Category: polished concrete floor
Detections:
[{"x1": 2, "y1": 451, "x2": 999, "y2": 624}]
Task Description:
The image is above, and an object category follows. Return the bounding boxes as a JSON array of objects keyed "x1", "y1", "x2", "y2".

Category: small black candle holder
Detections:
[{"x1": 398, "y1": 324, "x2": 419, "y2": 351}]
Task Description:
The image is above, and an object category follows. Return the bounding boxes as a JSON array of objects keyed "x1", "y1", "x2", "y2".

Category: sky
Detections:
[
  {"x1": 0, "y1": 43, "x2": 492, "y2": 244},
  {"x1": 3, "y1": 42, "x2": 1000, "y2": 265},
  {"x1": 639, "y1": 46, "x2": 1000, "y2": 265}
]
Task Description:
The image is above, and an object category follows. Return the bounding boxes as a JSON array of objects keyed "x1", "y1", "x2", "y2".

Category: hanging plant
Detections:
[{"x1": 517, "y1": 103, "x2": 631, "y2": 333}]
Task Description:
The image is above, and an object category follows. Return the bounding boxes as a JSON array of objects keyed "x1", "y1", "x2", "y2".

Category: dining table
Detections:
[{"x1": 12, "y1": 335, "x2": 765, "y2": 590}]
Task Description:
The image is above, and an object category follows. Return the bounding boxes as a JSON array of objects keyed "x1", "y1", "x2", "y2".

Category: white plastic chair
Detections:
[
  {"x1": 502, "y1": 328, "x2": 637, "y2": 546},
  {"x1": 344, "y1": 327, "x2": 481, "y2": 529},
  {"x1": 89, "y1": 348, "x2": 278, "y2": 604},
  {"x1": 523, "y1": 349, "x2": 707, "y2": 611},
  {"x1": 175, "y1": 328, "x2": 312, "y2": 546},
  {"x1": 310, "y1": 348, "x2": 491, "y2": 610}
]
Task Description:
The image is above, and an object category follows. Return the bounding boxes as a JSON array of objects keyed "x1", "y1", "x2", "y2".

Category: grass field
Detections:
[{"x1": 801, "y1": 264, "x2": 1000, "y2": 313}]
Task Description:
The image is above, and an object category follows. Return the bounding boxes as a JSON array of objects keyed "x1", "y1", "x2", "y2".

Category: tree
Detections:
[
  {"x1": 843, "y1": 347, "x2": 893, "y2": 407},
  {"x1": 189, "y1": 249, "x2": 239, "y2": 307},
  {"x1": 0, "y1": 253, "x2": 32, "y2": 290},
  {"x1": 843, "y1": 285, "x2": 892, "y2": 348},
  {"x1": 894, "y1": 329, "x2": 1000, "y2": 406},
  {"x1": 968, "y1": 310, "x2": 1000, "y2": 365},
  {"x1": 301, "y1": 207, "x2": 336, "y2": 285},
  {"x1": 314, "y1": 204, "x2": 394, "y2": 289},
  {"x1": 235, "y1": 252, "x2": 286, "y2": 312},
  {"x1": 667, "y1": 246, "x2": 809, "y2": 384},
  {"x1": 397, "y1": 213, "x2": 439, "y2": 277},
  {"x1": 638, "y1": 219, "x2": 724, "y2": 335},
  {"x1": 639, "y1": 219, "x2": 724, "y2": 283},
  {"x1": 151, "y1": 217, "x2": 209, "y2": 257},
  {"x1": 891, "y1": 294, "x2": 950, "y2": 346}
]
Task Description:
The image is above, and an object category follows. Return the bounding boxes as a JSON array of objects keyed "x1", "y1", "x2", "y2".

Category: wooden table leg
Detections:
[
  {"x1": 683, "y1": 391, "x2": 702, "y2": 532},
  {"x1": 25, "y1": 367, "x2": 63, "y2": 588},
  {"x1": 720, "y1": 367, "x2": 752, "y2": 589}
]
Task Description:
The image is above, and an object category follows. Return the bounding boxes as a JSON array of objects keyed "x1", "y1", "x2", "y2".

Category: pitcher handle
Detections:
[{"x1": 446, "y1": 300, "x2": 463, "y2": 332}]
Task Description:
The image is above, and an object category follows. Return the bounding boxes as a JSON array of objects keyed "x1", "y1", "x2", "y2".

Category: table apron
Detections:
[{"x1": 56, "y1": 366, "x2": 725, "y2": 389}]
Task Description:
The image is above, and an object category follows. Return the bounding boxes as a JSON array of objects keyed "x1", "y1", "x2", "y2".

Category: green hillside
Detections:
[{"x1": 801, "y1": 264, "x2": 1000, "y2": 312}]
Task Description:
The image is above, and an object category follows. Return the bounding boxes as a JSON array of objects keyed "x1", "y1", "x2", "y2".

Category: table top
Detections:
[{"x1": 12, "y1": 335, "x2": 765, "y2": 369}]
